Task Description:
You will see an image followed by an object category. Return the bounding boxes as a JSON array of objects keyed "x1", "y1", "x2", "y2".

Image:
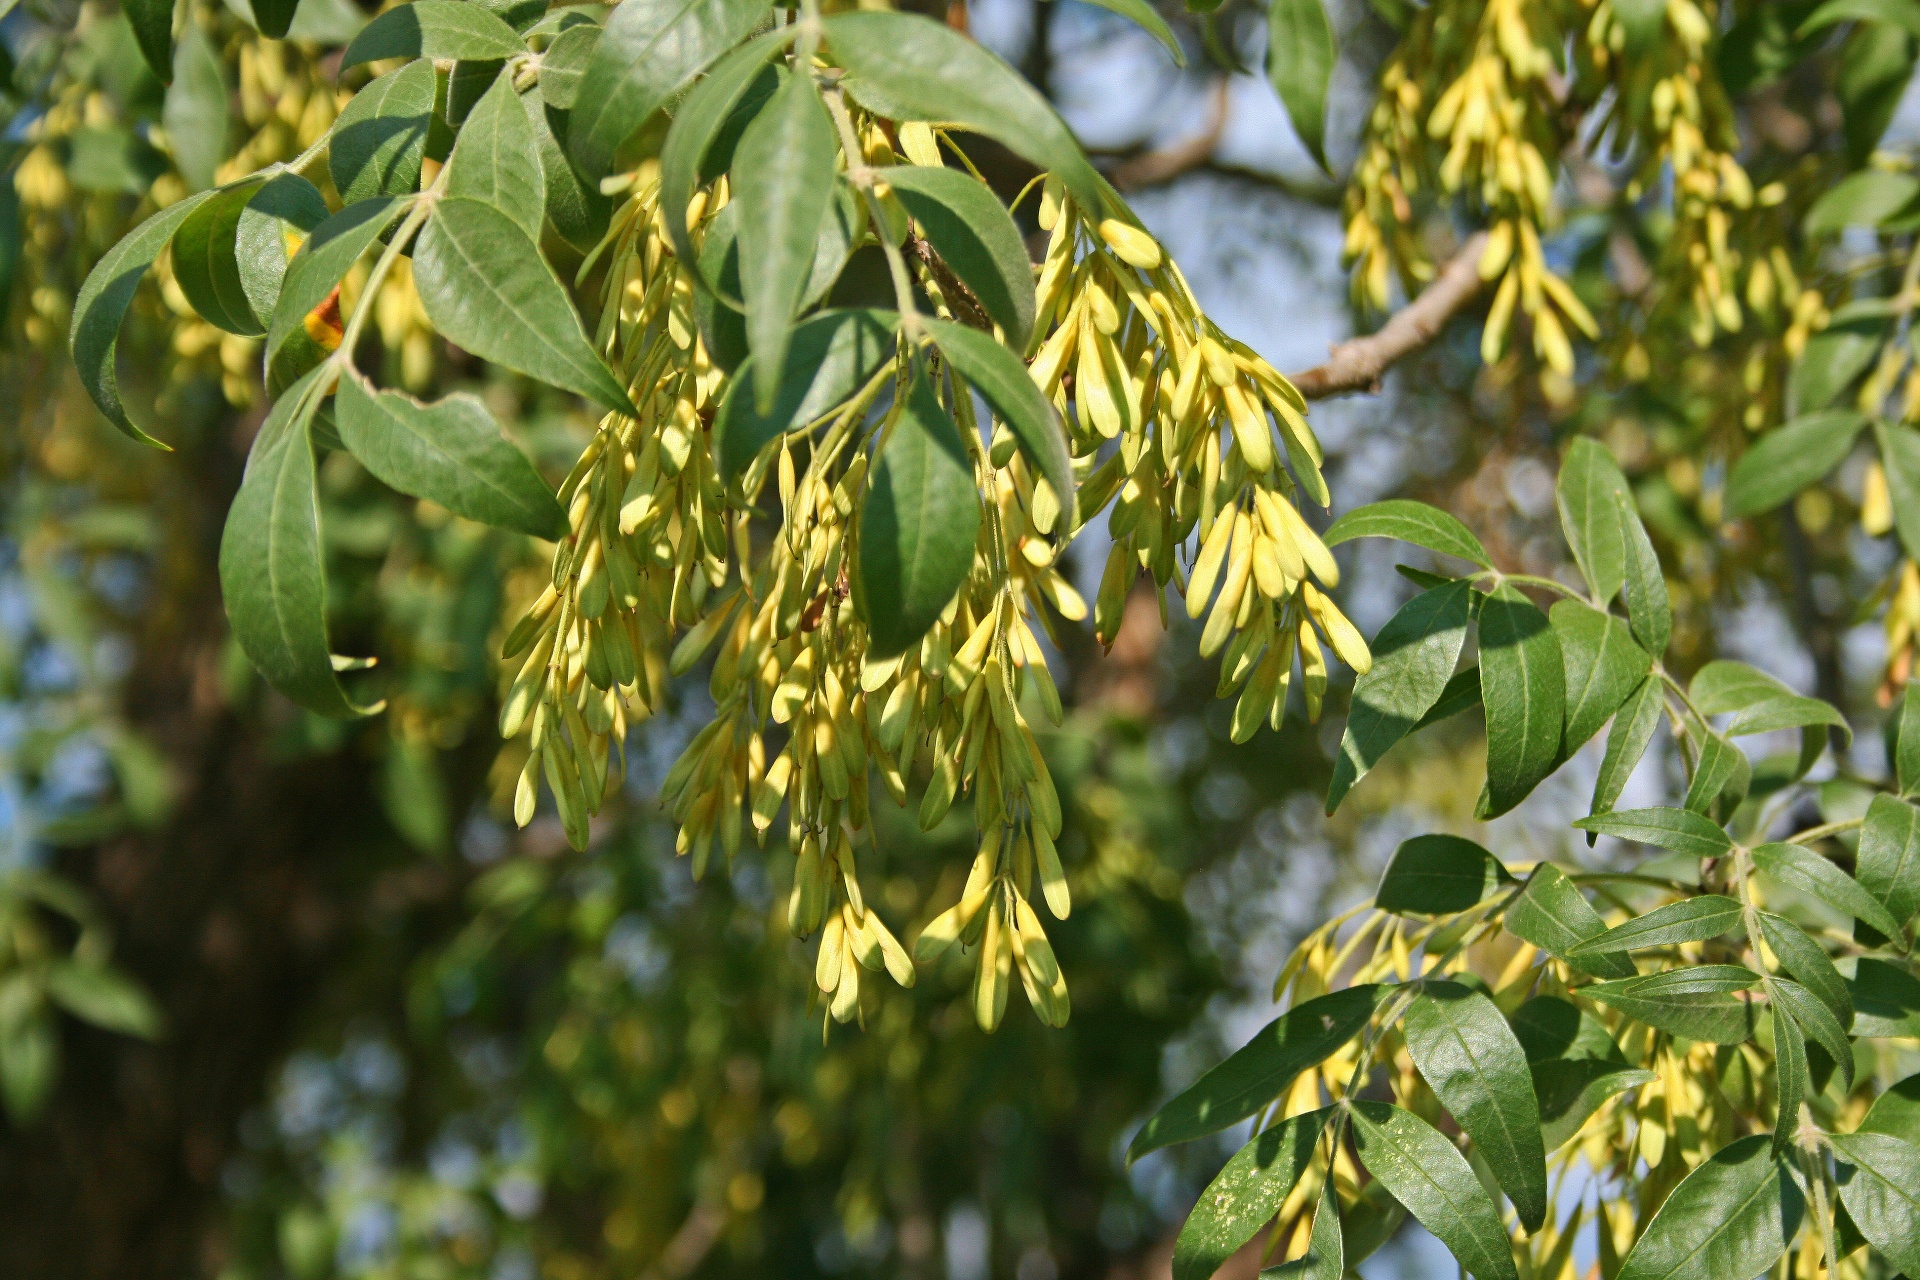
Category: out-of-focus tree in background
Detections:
[{"x1": 8, "y1": 0, "x2": 1920, "y2": 1276}]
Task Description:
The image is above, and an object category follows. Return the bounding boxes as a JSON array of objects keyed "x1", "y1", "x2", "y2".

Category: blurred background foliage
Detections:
[{"x1": 1, "y1": 0, "x2": 1912, "y2": 1276}]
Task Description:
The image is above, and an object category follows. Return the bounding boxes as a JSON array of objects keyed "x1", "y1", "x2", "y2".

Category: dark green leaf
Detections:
[
  {"x1": 1083, "y1": 0, "x2": 1187, "y2": 65},
  {"x1": 856, "y1": 367, "x2": 981, "y2": 659},
  {"x1": 1755, "y1": 910, "x2": 1853, "y2": 1031},
  {"x1": 1794, "y1": 312, "x2": 1888, "y2": 413},
  {"x1": 43, "y1": 962, "x2": 161, "y2": 1038},
  {"x1": 1511, "y1": 995, "x2": 1632, "y2": 1064},
  {"x1": 1375, "y1": 833, "x2": 1508, "y2": 915},
  {"x1": 1128, "y1": 985, "x2": 1384, "y2": 1160},
  {"x1": 1592, "y1": 675, "x2": 1663, "y2": 819},
  {"x1": 330, "y1": 60, "x2": 436, "y2": 205},
  {"x1": 219, "y1": 370, "x2": 381, "y2": 718},
  {"x1": 1899, "y1": 678, "x2": 1920, "y2": 796},
  {"x1": 1772, "y1": 976, "x2": 1854, "y2": 1089},
  {"x1": 1557, "y1": 438, "x2": 1629, "y2": 604},
  {"x1": 1802, "y1": 0, "x2": 1920, "y2": 38},
  {"x1": 0, "y1": 1004, "x2": 55, "y2": 1123},
  {"x1": 1261, "y1": 1180, "x2": 1343, "y2": 1279},
  {"x1": 1682, "y1": 726, "x2": 1750, "y2": 816},
  {"x1": 1858, "y1": 793, "x2": 1920, "y2": 929},
  {"x1": 335, "y1": 371, "x2": 565, "y2": 538},
  {"x1": 1586, "y1": 966, "x2": 1760, "y2": 1044},
  {"x1": 1412, "y1": 666, "x2": 1482, "y2": 730},
  {"x1": 126, "y1": 0, "x2": 176, "y2": 82},
  {"x1": 658, "y1": 28, "x2": 793, "y2": 274},
  {"x1": 1503, "y1": 864, "x2": 1635, "y2": 979},
  {"x1": 537, "y1": 22, "x2": 600, "y2": 110},
  {"x1": 825, "y1": 10, "x2": 1105, "y2": 216},
  {"x1": 265, "y1": 197, "x2": 403, "y2": 380},
  {"x1": 1478, "y1": 584, "x2": 1565, "y2": 817},
  {"x1": 172, "y1": 180, "x2": 271, "y2": 336},
  {"x1": 1831, "y1": 1132, "x2": 1920, "y2": 1274},
  {"x1": 1751, "y1": 841, "x2": 1906, "y2": 940},
  {"x1": 1850, "y1": 958, "x2": 1920, "y2": 1038},
  {"x1": 163, "y1": 21, "x2": 228, "y2": 192},
  {"x1": 1725, "y1": 410, "x2": 1868, "y2": 518},
  {"x1": 1839, "y1": 21, "x2": 1915, "y2": 167},
  {"x1": 1876, "y1": 418, "x2": 1920, "y2": 559},
  {"x1": 1322, "y1": 499, "x2": 1491, "y2": 566},
  {"x1": 341, "y1": 1, "x2": 527, "y2": 70},
  {"x1": 234, "y1": 174, "x2": 331, "y2": 329},
  {"x1": 1567, "y1": 895, "x2": 1743, "y2": 956},
  {"x1": 252, "y1": 0, "x2": 299, "y2": 39},
  {"x1": 928, "y1": 319, "x2": 1072, "y2": 508},
  {"x1": 733, "y1": 70, "x2": 839, "y2": 413},
  {"x1": 1860, "y1": 1071, "x2": 1920, "y2": 1143},
  {"x1": 446, "y1": 69, "x2": 546, "y2": 240},
  {"x1": 1690, "y1": 659, "x2": 1850, "y2": 740},
  {"x1": 1616, "y1": 488, "x2": 1670, "y2": 654},
  {"x1": 530, "y1": 92, "x2": 614, "y2": 252},
  {"x1": 1616, "y1": 1134, "x2": 1800, "y2": 1280},
  {"x1": 713, "y1": 309, "x2": 898, "y2": 482},
  {"x1": 1573, "y1": 806, "x2": 1731, "y2": 858},
  {"x1": 1531, "y1": 1059, "x2": 1654, "y2": 1151},
  {"x1": 1772, "y1": 1001, "x2": 1808, "y2": 1150},
  {"x1": 569, "y1": 0, "x2": 772, "y2": 181},
  {"x1": 1805, "y1": 168, "x2": 1920, "y2": 236},
  {"x1": 1328, "y1": 581, "x2": 1474, "y2": 811},
  {"x1": 1404, "y1": 981, "x2": 1547, "y2": 1231},
  {"x1": 1267, "y1": 0, "x2": 1336, "y2": 171},
  {"x1": 1347, "y1": 1101, "x2": 1518, "y2": 1280},
  {"x1": 1551, "y1": 600, "x2": 1651, "y2": 758},
  {"x1": 69, "y1": 189, "x2": 216, "y2": 448},
  {"x1": 413, "y1": 197, "x2": 637, "y2": 416},
  {"x1": 1612, "y1": 0, "x2": 1665, "y2": 47},
  {"x1": 1172, "y1": 1109, "x2": 1330, "y2": 1280},
  {"x1": 887, "y1": 166, "x2": 1036, "y2": 347}
]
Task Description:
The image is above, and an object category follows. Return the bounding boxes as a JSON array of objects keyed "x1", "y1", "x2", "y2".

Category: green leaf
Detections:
[
  {"x1": 1531, "y1": 1058, "x2": 1655, "y2": 1151},
  {"x1": 69, "y1": 189, "x2": 217, "y2": 449},
  {"x1": 43, "y1": 961, "x2": 161, "y2": 1038},
  {"x1": 1831, "y1": 1132, "x2": 1920, "y2": 1274},
  {"x1": 1128, "y1": 985, "x2": 1384, "y2": 1160},
  {"x1": 1412, "y1": 666, "x2": 1482, "y2": 730},
  {"x1": 127, "y1": 0, "x2": 176, "y2": 82},
  {"x1": 1616, "y1": 488, "x2": 1670, "y2": 654},
  {"x1": 1573, "y1": 806, "x2": 1731, "y2": 858},
  {"x1": 928, "y1": 319, "x2": 1072, "y2": 509},
  {"x1": 824, "y1": 10, "x2": 1105, "y2": 217},
  {"x1": 335, "y1": 371, "x2": 565, "y2": 538},
  {"x1": 173, "y1": 173, "x2": 330, "y2": 338},
  {"x1": 1850, "y1": 957, "x2": 1920, "y2": 1039},
  {"x1": 329, "y1": 60, "x2": 436, "y2": 205},
  {"x1": 413, "y1": 197, "x2": 637, "y2": 416},
  {"x1": 1347, "y1": 1101, "x2": 1519, "y2": 1280},
  {"x1": 1404, "y1": 981, "x2": 1548, "y2": 1231},
  {"x1": 1322, "y1": 499, "x2": 1491, "y2": 567},
  {"x1": 1478, "y1": 584, "x2": 1565, "y2": 817},
  {"x1": 530, "y1": 91, "x2": 614, "y2": 253},
  {"x1": 163, "y1": 21, "x2": 228, "y2": 192},
  {"x1": 732, "y1": 70, "x2": 839, "y2": 414},
  {"x1": 1375, "y1": 833, "x2": 1508, "y2": 916},
  {"x1": 1586, "y1": 966, "x2": 1760, "y2": 1044},
  {"x1": 1725, "y1": 410, "x2": 1868, "y2": 518},
  {"x1": 1267, "y1": 0, "x2": 1337, "y2": 172},
  {"x1": 1567, "y1": 895, "x2": 1744, "y2": 956},
  {"x1": 1503, "y1": 864, "x2": 1636, "y2": 979},
  {"x1": 1838, "y1": 21, "x2": 1915, "y2": 167},
  {"x1": 251, "y1": 0, "x2": 300, "y2": 39},
  {"x1": 1795, "y1": 312, "x2": 1889, "y2": 413},
  {"x1": 1898, "y1": 678, "x2": 1920, "y2": 796},
  {"x1": 0, "y1": 1002, "x2": 55, "y2": 1123},
  {"x1": 856, "y1": 367, "x2": 981, "y2": 659},
  {"x1": 1551, "y1": 600, "x2": 1651, "y2": 758},
  {"x1": 1682, "y1": 726, "x2": 1751, "y2": 816},
  {"x1": 1557, "y1": 438, "x2": 1630, "y2": 604},
  {"x1": 1755, "y1": 912, "x2": 1853, "y2": 1030},
  {"x1": 1802, "y1": 0, "x2": 1920, "y2": 38},
  {"x1": 1592, "y1": 675, "x2": 1663, "y2": 819},
  {"x1": 340, "y1": 1, "x2": 527, "y2": 70},
  {"x1": 1772, "y1": 976, "x2": 1854, "y2": 1089},
  {"x1": 1328, "y1": 580, "x2": 1474, "y2": 811},
  {"x1": 219, "y1": 370, "x2": 381, "y2": 718},
  {"x1": 445, "y1": 69, "x2": 546, "y2": 240},
  {"x1": 658, "y1": 28, "x2": 794, "y2": 274},
  {"x1": 569, "y1": 0, "x2": 772, "y2": 181},
  {"x1": 887, "y1": 166, "x2": 1037, "y2": 348},
  {"x1": 1690, "y1": 659, "x2": 1851, "y2": 740},
  {"x1": 1617, "y1": 1136, "x2": 1801, "y2": 1280},
  {"x1": 1171, "y1": 1109, "x2": 1331, "y2": 1280},
  {"x1": 1876, "y1": 418, "x2": 1920, "y2": 559},
  {"x1": 1860, "y1": 1071, "x2": 1920, "y2": 1143},
  {"x1": 713, "y1": 309, "x2": 899, "y2": 483},
  {"x1": 1771, "y1": 1001, "x2": 1808, "y2": 1150},
  {"x1": 265, "y1": 197, "x2": 403, "y2": 382},
  {"x1": 1261, "y1": 1180, "x2": 1343, "y2": 1279},
  {"x1": 1751, "y1": 841, "x2": 1906, "y2": 940},
  {"x1": 1805, "y1": 168, "x2": 1920, "y2": 236},
  {"x1": 537, "y1": 21, "x2": 600, "y2": 110},
  {"x1": 1858, "y1": 793, "x2": 1920, "y2": 929}
]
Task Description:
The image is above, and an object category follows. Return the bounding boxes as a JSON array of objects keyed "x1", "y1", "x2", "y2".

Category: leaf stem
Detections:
[
  {"x1": 820, "y1": 85, "x2": 924, "y2": 338},
  {"x1": 1784, "y1": 815, "x2": 1863, "y2": 845}
]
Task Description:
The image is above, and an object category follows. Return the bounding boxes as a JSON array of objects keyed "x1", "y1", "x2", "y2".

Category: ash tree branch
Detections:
[
  {"x1": 1288, "y1": 231, "x2": 1491, "y2": 400},
  {"x1": 1108, "y1": 78, "x2": 1230, "y2": 192}
]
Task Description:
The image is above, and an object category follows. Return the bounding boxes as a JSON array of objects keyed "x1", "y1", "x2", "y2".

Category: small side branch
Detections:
[
  {"x1": 1109, "y1": 78, "x2": 1230, "y2": 192},
  {"x1": 1288, "y1": 231, "x2": 1491, "y2": 400}
]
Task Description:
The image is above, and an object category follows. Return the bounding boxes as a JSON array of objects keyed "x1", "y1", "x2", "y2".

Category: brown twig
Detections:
[
  {"x1": 1287, "y1": 231, "x2": 1491, "y2": 400},
  {"x1": 1109, "y1": 78, "x2": 1231, "y2": 192}
]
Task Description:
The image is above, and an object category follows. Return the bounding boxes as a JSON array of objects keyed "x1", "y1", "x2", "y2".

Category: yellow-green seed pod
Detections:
[
  {"x1": 1032, "y1": 820, "x2": 1069, "y2": 918},
  {"x1": 1303, "y1": 582, "x2": 1372, "y2": 674},
  {"x1": 817, "y1": 911, "x2": 845, "y2": 992},
  {"x1": 669, "y1": 588, "x2": 742, "y2": 676},
  {"x1": 1200, "y1": 511, "x2": 1254, "y2": 659},
  {"x1": 789, "y1": 833, "x2": 826, "y2": 937},
  {"x1": 1098, "y1": 218, "x2": 1162, "y2": 270}
]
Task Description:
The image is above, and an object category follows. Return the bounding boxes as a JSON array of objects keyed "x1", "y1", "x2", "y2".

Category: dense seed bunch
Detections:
[{"x1": 494, "y1": 110, "x2": 1361, "y2": 1030}]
